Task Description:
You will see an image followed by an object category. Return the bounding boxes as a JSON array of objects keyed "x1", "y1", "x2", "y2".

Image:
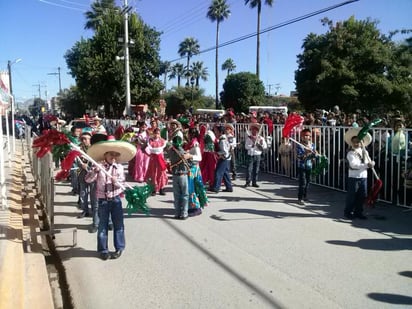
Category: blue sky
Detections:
[{"x1": 1, "y1": 0, "x2": 411, "y2": 106}]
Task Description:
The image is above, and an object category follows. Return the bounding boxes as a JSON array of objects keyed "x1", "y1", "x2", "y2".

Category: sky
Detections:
[{"x1": 1, "y1": 0, "x2": 411, "y2": 106}]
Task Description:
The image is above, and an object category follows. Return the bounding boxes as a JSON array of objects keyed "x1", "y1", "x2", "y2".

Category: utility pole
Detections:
[
  {"x1": 266, "y1": 83, "x2": 274, "y2": 96},
  {"x1": 48, "y1": 67, "x2": 62, "y2": 94},
  {"x1": 123, "y1": 0, "x2": 132, "y2": 117},
  {"x1": 275, "y1": 83, "x2": 281, "y2": 95}
]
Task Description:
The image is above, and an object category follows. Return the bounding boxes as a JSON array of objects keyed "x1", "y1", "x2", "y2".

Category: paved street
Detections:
[{"x1": 52, "y1": 169, "x2": 412, "y2": 309}]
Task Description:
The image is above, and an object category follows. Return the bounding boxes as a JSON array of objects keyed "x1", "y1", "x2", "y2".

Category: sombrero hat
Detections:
[
  {"x1": 87, "y1": 135, "x2": 136, "y2": 163},
  {"x1": 249, "y1": 123, "x2": 261, "y2": 130},
  {"x1": 224, "y1": 123, "x2": 234, "y2": 131},
  {"x1": 344, "y1": 127, "x2": 372, "y2": 147},
  {"x1": 169, "y1": 119, "x2": 182, "y2": 128}
]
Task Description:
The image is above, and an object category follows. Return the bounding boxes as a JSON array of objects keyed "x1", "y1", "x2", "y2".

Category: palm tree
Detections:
[
  {"x1": 222, "y1": 58, "x2": 236, "y2": 76},
  {"x1": 159, "y1": 61, "x2": 171, "y2": 92},
  {"x1": 191, "y1": 61, "x2": 209, "y2": 88},
  {"x1": 207, "y1": 0, "x2": 231, "y2": 109},
  {"x1": 168, "y1": 63, "x2": 185, "y2": 88},
  {"x1": 178, "y1": 37, "x2": 200, "y2": 85},
  {"x1": 84, "y1": 0, "x2": 117, "y2": 30},
  {"x1": 245, "y1": 0, "x2": 274, "y2": 79}
]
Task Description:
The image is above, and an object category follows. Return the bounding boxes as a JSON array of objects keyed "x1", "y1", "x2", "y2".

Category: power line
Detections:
[{"x1": 167, "y1": 0, "x2": 359, "y2": 63}]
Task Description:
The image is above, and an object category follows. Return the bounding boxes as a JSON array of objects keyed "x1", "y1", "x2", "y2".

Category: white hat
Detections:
[
  {"x1": 87, "y1": 135, "x2": 136, "y2": 163},
  {"x1": 344, "y1": 127, "x2": 372, "y2": 147}
]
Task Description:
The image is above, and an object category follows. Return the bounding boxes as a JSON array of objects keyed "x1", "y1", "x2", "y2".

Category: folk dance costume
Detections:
[
  {"x1": 184, "y1": 133, "x2": 208, "y2": 216},
  {"x1": 144, "y1": 132, "x2": 168, "y2": 195},
  {"x1": 199, "y1": 129, "x2": 218, "y2": 188},
  {"x1": 244, "y1": 123, "x2": 268, "y2": 188},
  {"x1": 129, "y1": 126, "x2": 150, "y2": 182},
  {"x1": 210, "y1": 126, "x2": 233, "y2": 193}
]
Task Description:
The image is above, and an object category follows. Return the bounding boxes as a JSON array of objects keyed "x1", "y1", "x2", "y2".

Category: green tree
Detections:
[
  {"x1": 190, "y1": 61, "x2": 209, "y2": 88},
  {"x1": 244, "y1": 0, "x2": 274, "y2": 79},
  {"x1": 59, "y1": 86, "x2": 87, "y2": 118},
  {"x1": 207, "y1": 0, "x2": 231, "y2": 109},
  {"x1": 295, "y1": 17, "x2": 412, "y2": 115},
  {"x1": 168, "y1": 63, "x2": 185, "y2": 88},
  {"x1": 178, "y1": 37, "x2": 200, "y2": 85},
  {"x1": 222, "y1": 58, "x2": 236, "y2": 76},
  {"x1": 65, "y1": 3, "x2": 163, "y2": 116},
  {"x1": 164, "y1": 87, "x2": 206, "y2": 116},
  {"x1": 220, "y1": 71, "x2": 265, "y2": 113},
  {"x1": 84, "y1": 0, "x2": 117, "y2": 30},
  {"x1": 159, "y1": 60, "x2": 171, "y2": 92}
]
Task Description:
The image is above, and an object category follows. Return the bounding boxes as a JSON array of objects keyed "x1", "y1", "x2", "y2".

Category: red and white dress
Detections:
[{"x1": 144, "y1": 137, "x2": 168, "y2": 193}]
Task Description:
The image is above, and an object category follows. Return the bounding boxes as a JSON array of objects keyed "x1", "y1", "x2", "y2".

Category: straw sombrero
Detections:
[
  {"x1": 249, "y1": 123, "x2": 261, "y2": 130},
  {"x1": 224, "y1": 123, "x2": 234, "y2": 131},
  {"x1": 87, "y1": 135, "x2": 136, "y2": 163},
  {"x1": 169, "y1": 119, "x2": 182, "y2": 128},
  {"x1": 344, "y1": 127, "x2": 372, "y2": 147}
]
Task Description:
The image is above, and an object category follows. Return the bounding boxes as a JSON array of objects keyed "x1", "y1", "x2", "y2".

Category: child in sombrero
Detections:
[{"x1": 85, "y1": 136, "x2": 136, "y2": 260}]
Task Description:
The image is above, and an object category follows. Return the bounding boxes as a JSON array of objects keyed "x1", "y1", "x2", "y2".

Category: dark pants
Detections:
[
  {"x1": 298, "y1": 167, "x2": 312, "y2": 200},
  {"x1": 345, "y1": 177, "x2": 367, "y2": 216},
  {"x1": 245, "y1": 155, "x2": 261, "y2": 185}
]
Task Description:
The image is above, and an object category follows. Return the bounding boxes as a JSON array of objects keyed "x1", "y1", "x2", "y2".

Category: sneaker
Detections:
[
  {"x1": 89, "y1": 226, "x2": 98, "y2": 233},
  {"x1": 222, "y1": 189, "x2": 233, "y2": 192},
  {"x1": 243, "y1": 183, "x2": 250, "y2": 188},
  {"x1": 100, "y1": 252, "x2": 110, "y2": 261},
  {"x1": 354, "y1": 214, "x2": 367, "y2": 220},
  {"x1": 159, "y1": 189, "x2": 166, "y2": 195},
  {"x1": 252, "y1": 183, "x2": 260, "y2": 188},
  {"x1": 298, "y1": 199, "x2": 305, "y2": 205},
  {"x1": 111, "y1": 250, "x2": 123, "y2": 259},
  {"x1": 344, "y1": 213, "x2": 354, "y2": 220}
]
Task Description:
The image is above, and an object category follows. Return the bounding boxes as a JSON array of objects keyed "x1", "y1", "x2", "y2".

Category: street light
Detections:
[{"x1": 7, "y1": 58, "x2": 22, "y2": 154}]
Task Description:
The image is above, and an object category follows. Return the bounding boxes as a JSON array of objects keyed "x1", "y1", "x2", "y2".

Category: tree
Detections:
[
  {"x1": 220, "y1": 72, "x2": 265, "y2": 113},
  {"x1": 207, "y1": 0, "x2": 231, "y2": 109},
  {"x1": 178, "y1": 37, "x2": 200, "y2": 85},
  {"x1": 168, "y1": 63, "x2": 185, "y2": 88},
  {"x1": 65, "y1": 3, "x2": 163, "y2": 116},
  {"x1": 244, "y1": 0, "x2": 274, "y2": 79},
  {"x1": 295, "y1": 17, "x2": 412, "y2": 115},
  {"x1": 190, "y1": 61, "x2": 209, "y2": 88},
  {"x1": 159, "y1": 61, "x2": 171, "y2": 92},
  {"x1": 84, "y1": 0, "x2": 117, "y2": 30},
  {"x1": 222, "y1": 58, "x2": 236, "y2": 76}
]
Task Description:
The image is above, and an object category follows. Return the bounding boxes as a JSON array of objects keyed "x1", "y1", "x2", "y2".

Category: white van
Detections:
[
  {"x1": 194, "y1": 109, "x2": 225, "y2": 117},
  {"x1": 249, "y1": 106, "x2": 288, "y2": 115}
]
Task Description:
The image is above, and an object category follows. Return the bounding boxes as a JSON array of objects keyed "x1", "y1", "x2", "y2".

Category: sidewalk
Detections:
[{"x1": 0, "y1": 138, "x2": 53, "y2": 309}]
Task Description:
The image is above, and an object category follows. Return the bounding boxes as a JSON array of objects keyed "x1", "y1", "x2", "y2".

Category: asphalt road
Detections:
[{"x1": 52, "y1": 170, "x2": 412, "y2": 309}]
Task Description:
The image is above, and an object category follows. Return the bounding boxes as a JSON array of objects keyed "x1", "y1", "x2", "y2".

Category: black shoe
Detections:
[
  {"x1": 151, "y1": 191, "x2": 156, "y2": 196},
  {"x1": 180, "y1": 216, "x2": 189, "y2": 220},
  {"x1": 252, "y1": 183, "x2": 260, "y2": 188},
  {"x1": 108, "y1": 224, "x2": 113, "y2": 231},
  {"x1": 159, "y1": 189, "x2": 166, "y2": 195},
  {"x1": 77, "y1": 212, "x2": 89, "y2": 218},
  {"x1": 208, "y1": 188, "x2": 218, "y2": 193},
  {"x1": 89, "y1": 226, "x2": 98, "y2": 233},
  {"x1": 243, "y1": 183, "x2": 250, "y2": 188},
  {"x1": 354, "y1": 214, "x2": 367, "y2": 220},
  {"x1": 222, "y1": 189, "x2": 233, "y2": 192},
  {"x1": 100, "y1": 252, "x2": 110, "y2": 260},
  {"x1": 111, "y1": 250, "x2": 123, "y2": 259},
  {"x1": 344, "y1": 213, "x2": 354, "y2": 220}
]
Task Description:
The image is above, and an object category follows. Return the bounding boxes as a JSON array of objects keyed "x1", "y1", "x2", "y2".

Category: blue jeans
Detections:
[
  {"x1": 172, "y1": 175, "x2": 189, "y2": 217},
  {"x1": 245, "y1": 155, "x2": 261, "y2": 184},
  {"x1": 345, "y1": 177, "x2": 367, "y2": 215},
  {"x1": 213, "y1": 159, "x2": 232, "y2": 191},
  {"x1": 79, "y1": 179, "x2": 97, "y2": 218},
  {"x1": 97, "y1": 196, "x2": 125, "y2": 253},
  {"x1": 298, "y1": 167, "x2": 311, "y2": 200}
]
